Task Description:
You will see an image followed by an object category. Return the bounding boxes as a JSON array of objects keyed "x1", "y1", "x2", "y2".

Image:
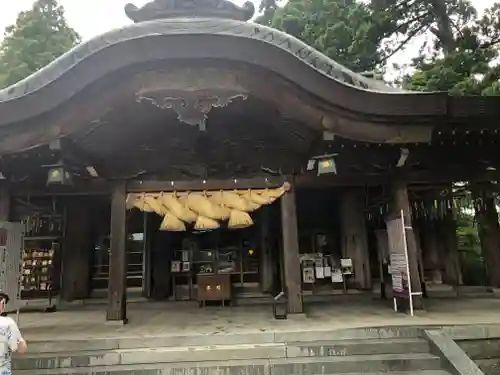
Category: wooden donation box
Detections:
[{"x1": 197, "y1": 274, "x2": 231, "y2": 307}]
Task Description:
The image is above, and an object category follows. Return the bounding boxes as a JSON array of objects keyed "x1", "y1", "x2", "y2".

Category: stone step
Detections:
[
  {"x1": 17, "y1": 369, "x2": 452, "y2": 375},
  {"x1": 286, "y1": 338, "x2": 429, "y2": 357},
  {"x1": 14, "y1": 353, "x2": 442, "y2": 374},
  {"x1": 14, "y1": 338, "x2": 430, "y2": 370},
  {"x1": 26, "y1": 327, "x2": 426, "y2": 353},
  {"x1": 268, "y1": 353, "x2": 441, "y2": 374},
  {"x1": 14, "y1": 343, "x2": 287, "y2": 370}
]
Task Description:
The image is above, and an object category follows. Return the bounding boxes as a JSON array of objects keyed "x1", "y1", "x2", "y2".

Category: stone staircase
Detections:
[{"x1": 13, "y1": 329, "x2": 455, "y2": 375}]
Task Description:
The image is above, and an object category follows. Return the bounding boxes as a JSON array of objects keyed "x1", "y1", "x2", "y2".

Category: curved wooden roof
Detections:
[
  {"x1": 0, "y1": 18, "x2": 443, "y2": 125},
  {"x1": 0, "y1": 2, "x2": 498, "y2": 157}
]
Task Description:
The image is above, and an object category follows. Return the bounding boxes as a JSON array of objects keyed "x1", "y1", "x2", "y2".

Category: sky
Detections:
[{"x1": 0, "y1": 0, "x2": 498, "y2": 66}]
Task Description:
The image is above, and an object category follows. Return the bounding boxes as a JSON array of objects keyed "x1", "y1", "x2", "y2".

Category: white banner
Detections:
[{"x1": 386, "y1": 212, "x2": 410, "y2": 298}]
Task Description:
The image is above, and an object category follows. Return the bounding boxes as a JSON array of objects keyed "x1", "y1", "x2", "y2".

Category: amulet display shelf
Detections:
[{"x1": 21, "y1": 211, "x2": 63, "y2": 312}]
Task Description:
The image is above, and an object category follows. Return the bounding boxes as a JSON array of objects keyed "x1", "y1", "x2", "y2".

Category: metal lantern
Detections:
[
  {"x1": 317, "y1": 157, "x2": 337, "y2": 175},
  {"x1": 46, "y1": 162, "x2": 73, "y2": 186}
]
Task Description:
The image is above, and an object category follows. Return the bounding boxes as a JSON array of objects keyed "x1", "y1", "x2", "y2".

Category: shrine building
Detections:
[{"x1": 0, "y1": 0, "x2": 499, "y2": 322}]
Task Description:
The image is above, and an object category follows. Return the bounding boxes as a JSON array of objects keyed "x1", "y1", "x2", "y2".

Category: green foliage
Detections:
[
  {"x1": 403, "y1": 2, "x2": 500, "y2": 95},
  {"x1": 261, "y1": 0, "x2": 500, "y2": 94},
  {"x1": 456, "y1": 213, "x2": 486, "y2": 285},
  {"x1": 0, "y1": 0, "x2": 80, "y2": 89},
  {"x1": 263, "y1": 0, "x2": 389, "y2": 72},
  {"x1": 372, "y1": 0, "x2": 477, "y2": 54},
  {"x1": 456, "y1": 213, "x2": 481, "y2": 255}
]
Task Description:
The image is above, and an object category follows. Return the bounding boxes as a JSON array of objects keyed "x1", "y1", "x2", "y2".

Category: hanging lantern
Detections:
[
  {"x1": 317, "y1": 157, "x2": 337, "y2": 175},
  {"x1": 46, "y1": 161, "x2": 73, "y2": 186}
]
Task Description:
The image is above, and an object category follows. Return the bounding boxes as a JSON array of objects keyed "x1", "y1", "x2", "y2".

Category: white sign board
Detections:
[
  {"x1": 386, "y1": 210, "x2": 419, "y2": 316},
  {"x1": 386, "y1": 213, "x2": 409, "y2": 298},
  {"x1": 331, "y1": 268, "x2": 343, "y2": 283}
]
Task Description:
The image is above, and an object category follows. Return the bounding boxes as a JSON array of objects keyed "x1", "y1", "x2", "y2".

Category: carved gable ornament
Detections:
[
  {"x1": 138, "y1": 89, "x2": 247, "y2": 131},
  {"x1": 135, "y1": 68, "x2": 248, "y2": 131},
  {"x1": 125, "y1": 0, "x2": 255, "y2": 22}
]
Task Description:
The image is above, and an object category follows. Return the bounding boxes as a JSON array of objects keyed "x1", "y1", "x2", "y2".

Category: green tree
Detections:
[
  {"x1": 456, "y1": 212, "x2": 486, "y2": 285},
  {"x1": 265, "y1": 0, "x2": 390, "y2": 72},
  {"x1": 402, "y1": 2, "x2": 500, "y2": 95},
  {"x1": 371, "y1": 0, "x2": 477, "y2": 55},
  {"x1": 262, "y1": 0, "x2": 500, "y2": 87},
  {"x1": 0, "y1": 0, "x2": 80, "y2": 88}
]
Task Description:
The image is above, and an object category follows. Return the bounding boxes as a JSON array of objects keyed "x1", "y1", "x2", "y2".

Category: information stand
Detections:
[{"x1": 387, "y1": 210, "x2": 421, "y2": 316}]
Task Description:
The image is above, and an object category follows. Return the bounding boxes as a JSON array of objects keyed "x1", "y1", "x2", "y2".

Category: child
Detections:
[{"x1": 0, "y1": 293, "x2": 26, "y2": 375}]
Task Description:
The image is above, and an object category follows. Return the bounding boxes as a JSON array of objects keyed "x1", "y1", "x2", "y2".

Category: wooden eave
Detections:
[
  {"x1": 0, "y1": 19, "x2": 445, "y2": 125},
  {"x1": 0, "y1": 17, "x2": 498, "y2": 158}
]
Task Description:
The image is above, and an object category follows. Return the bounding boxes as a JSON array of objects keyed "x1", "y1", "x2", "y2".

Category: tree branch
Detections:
[
  {"x1": 376, "y1": 23, "x2": 431, "y2": 65},
  {"x1": 480, "y1": 37, "x2": 500, "y2": 49},
  {"x1": 392, "y1": 10, "x2": 432, "y2": 34}
]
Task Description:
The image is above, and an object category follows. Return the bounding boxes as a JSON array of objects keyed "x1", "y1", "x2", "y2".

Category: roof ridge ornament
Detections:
[{"x1": 125, "y1": 0, "x2": 255, "y2": 22}]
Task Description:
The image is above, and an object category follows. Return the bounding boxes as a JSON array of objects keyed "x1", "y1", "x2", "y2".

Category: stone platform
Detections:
[
  {"x1": 16, "y1": 295, "x2": 500, "y2": 342},
  {"x1": 13, "y1": 295, "x2": 499, "y2": 375}
]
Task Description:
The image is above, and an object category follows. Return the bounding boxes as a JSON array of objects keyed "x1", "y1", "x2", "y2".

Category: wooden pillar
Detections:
[
  {"x1": 436, "y1": 209, "x2": 463, "y2": 286},
  {"x1": 107, "y1": 183, "x2": 127, "y2": 322},
  {"x1": 151, "y1": 230, "x2": 173, "y2": 299},
  {"x1": 442, "y1": 210, "x2": 463, "y2": 286},
  {"x1": 375, "y1": 229, "x2": 391, "y2": 299},
  {"x1": 280, "y1": 184, "x2": 303, "y2": 314},
  {"x1": 340, "y1": 189, "x2": 371, "y2": 289},
  {"x1": 62, "y1": 198, "x2": 92, "y2": 300},
  {"x1": 422, "y1": 221, "x2": 443, "y2": 284},
  {"x1": 142, "y1": 212, "x2": 153, "y2": 298},
  {"x1": 413, "y1": 226, "x2": 427, "y2": 297},
  {"x1": 474, "y1": 189, "x2": 500, "y2": 288},
  {"x1": 0, "y1": 185, "x2": 10, "y2": 221},
  {"x1": 390, "y1": 181, "x2": 423, "y2": 309},
  {"x1": 260, "y1": 207, "x2": 274, "y2": 293}
]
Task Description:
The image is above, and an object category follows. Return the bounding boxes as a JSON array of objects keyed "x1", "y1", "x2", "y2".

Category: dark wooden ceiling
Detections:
[{"x1": 2, "y1": 94, "x2": 321, "y2": 185}]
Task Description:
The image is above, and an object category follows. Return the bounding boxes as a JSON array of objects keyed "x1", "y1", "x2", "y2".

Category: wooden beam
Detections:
[
  {"x1": 11, "y1": 180, "x2": 113, "y2": 197},
  {"x1": 126, "y1": 176, "x2": 285, "y2": 193},
  {"x1": 280, "y1": 182, "x2": 303, "y2": 314},
  {"x1": 106, "y1": 182, "x2": 127, "y2": 323},
  {"x1": 295, "y1": 166, "x2": 500, "y2": 188}
]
